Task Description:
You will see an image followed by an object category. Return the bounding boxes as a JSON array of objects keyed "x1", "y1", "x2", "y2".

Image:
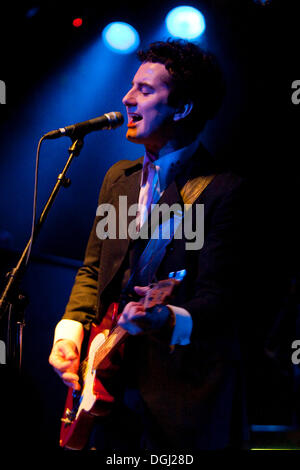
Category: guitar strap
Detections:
[{"x1": 119, "y1": 173, "x2": 215, "y2": 307}]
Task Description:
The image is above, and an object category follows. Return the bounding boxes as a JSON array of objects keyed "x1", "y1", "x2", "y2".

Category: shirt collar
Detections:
[{"x1": 142, "y1": 135, "x2": 202, "y2": 192}]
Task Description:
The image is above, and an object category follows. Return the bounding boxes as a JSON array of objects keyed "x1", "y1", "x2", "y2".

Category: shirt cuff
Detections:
[
  {"x1": 54, "y1": 319, "x2": 84, "y2": 355},
  {"x1": 167, "y1": 305, "x2": 193, "y2": 346}
]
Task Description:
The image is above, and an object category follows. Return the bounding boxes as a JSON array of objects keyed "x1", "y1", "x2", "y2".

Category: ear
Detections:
[{"x1": 173, "y1": 102, "x2": 194, "y2": 122}]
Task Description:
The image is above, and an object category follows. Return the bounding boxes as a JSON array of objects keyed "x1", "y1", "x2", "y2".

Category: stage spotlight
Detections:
[
  {"x1": 165, "y1": 6, "x2": 206, "y2": 40},
  {"x1": 73, "y1": 18, "x2": 83, "y2": 28},
  {"x1": 102, "y1": 22, "x2": 140, "y2": 54}
]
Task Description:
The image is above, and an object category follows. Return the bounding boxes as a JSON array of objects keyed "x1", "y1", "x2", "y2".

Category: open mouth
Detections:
[{"x1": 128, "y1": 114, "x2": 143, "y2": 125}]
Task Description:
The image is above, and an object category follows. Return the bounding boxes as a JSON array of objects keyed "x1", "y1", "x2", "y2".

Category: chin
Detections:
[
  {"x1": 126, "y1": 134, "x2": 138, "y2": 143},
  {"x1": 126, "y1": 131, "x2": 144, "y2": 143}
]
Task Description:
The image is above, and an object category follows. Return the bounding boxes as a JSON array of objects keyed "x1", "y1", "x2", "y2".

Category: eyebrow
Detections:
[{"x1": 131, "y1": 80, "x2": 155, "y2": 90}]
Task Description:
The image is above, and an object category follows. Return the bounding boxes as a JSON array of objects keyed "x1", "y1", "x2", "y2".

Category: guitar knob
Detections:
[
  {"x1": 61, "y1": 408, "x2": 75, "y2": 424},
  {"x1": 66, "y1": 408, "x2": 73, "y2": 417},
  {"x1": 61, "y1": 417, "x2": 72, "y2": 425}
]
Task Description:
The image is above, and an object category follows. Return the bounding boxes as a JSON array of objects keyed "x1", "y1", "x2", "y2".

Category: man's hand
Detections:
[
  {"x1": 118, "y1": 286, "x2": 173, "y2": 336},
  {"x1": 49, "y1": 339, "x2": 81, "y2": 390}
]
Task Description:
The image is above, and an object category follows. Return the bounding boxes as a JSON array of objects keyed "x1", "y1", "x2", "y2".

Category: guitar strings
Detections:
[
  {"x1": 92, "y1": 327, "x2": 126, "y2": 369},
  {"x1": 78, "y1": 325, "x2": 126, "y2": 379}
]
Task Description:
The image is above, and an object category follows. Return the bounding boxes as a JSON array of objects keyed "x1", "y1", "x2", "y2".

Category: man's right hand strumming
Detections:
[{"x1": 49, "y1": 339, "x2": 81, "y2": 390}]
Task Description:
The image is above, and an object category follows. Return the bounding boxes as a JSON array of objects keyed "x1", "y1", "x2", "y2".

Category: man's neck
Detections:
[{"x1": 145, "y1": 134, "x2": 201, "y2": 162}]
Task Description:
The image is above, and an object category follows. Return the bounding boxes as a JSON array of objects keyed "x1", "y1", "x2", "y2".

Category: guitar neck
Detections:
[{"x1": 92, "y1": 326, "x2": 128, "y2": 371}]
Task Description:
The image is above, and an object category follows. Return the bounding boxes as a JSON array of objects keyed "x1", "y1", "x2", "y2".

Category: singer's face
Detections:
[{"x1": 122, "y1": 62, "x2": 176, "y2": 155}]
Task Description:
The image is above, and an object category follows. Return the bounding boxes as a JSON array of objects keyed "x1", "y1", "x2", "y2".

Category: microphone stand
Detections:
[{"x1": 0, "y1": 137, "x2": 84, "y2": 371}]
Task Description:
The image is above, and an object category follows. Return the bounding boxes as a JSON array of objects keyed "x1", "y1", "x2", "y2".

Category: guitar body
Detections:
[
  {"x1": 60, "y1": 304, "x2": 119, "y2": 450},
  {"x1": 59, "y1": 272, "x2": 186, "y2": 450}
]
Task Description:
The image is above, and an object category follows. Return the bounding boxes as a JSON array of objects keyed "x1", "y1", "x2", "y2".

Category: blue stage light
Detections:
[
  {"x1": 102, "y1": 22, "x2": 140, "y2": 54},
  {"x1": 165, "y1": 6, "x2": 206, "y2": 40}
]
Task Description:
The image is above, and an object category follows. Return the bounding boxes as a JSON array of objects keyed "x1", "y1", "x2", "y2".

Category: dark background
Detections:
[{"x1": 0, "y1": 0, "x2": 300, "y2": 452}]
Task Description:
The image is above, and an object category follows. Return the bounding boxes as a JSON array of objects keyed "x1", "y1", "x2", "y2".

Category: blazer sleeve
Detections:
[{"x1": 61, "y1": 165, "x2": 112, "y2": 332}]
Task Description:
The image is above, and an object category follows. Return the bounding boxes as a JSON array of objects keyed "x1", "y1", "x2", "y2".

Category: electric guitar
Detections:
[{"x1": 59, "y1": 270, "x2": 186, "y2": 450}]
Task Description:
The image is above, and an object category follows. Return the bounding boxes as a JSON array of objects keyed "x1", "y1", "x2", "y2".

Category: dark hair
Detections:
[{"x1": 137, "y1": 39, "x2": 225, "y2": 133}]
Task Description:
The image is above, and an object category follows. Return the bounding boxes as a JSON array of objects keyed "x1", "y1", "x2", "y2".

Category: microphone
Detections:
[{"x1": 43, "y1": 111, "x2": 124, "y2": 139}]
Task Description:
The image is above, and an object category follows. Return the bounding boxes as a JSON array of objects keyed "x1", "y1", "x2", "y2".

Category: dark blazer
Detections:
[{"x1": 62, "y1": 144, "x2": 249, "y2": 449}]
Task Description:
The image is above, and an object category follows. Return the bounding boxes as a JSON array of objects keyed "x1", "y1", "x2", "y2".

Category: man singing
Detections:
[{"x1": 49, "y1": 39, "x2": 249, "y2": 450}]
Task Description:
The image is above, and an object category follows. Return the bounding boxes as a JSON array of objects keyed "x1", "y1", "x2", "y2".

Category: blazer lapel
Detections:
[{"x1": 98, "y1": 162, "x2": 142, "y2": 296}]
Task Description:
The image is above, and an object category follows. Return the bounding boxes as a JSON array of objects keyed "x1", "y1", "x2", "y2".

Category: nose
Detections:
[{"x1": 122, "y1": 87, "x2": 136, "y2": 107}]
